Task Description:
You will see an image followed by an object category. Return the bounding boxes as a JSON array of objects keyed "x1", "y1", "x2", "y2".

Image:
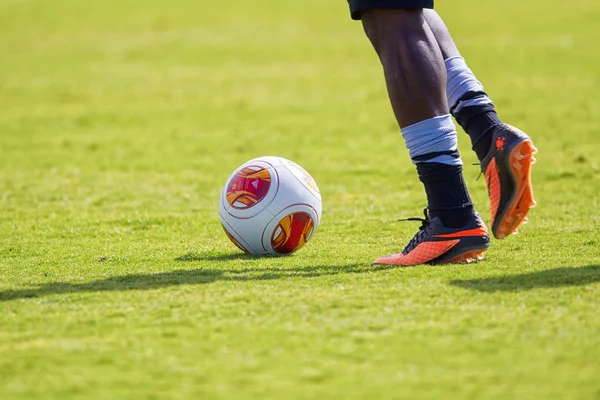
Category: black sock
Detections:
[
  {"x1": 464, "y1": 111, "x2": 499, "y2": 160},
  {"x1": 452, "y1": 94, "x2": 503, "y2": 161},
  {"x1": 415, "y1": 161, "x2": 475, "y2": 228}
]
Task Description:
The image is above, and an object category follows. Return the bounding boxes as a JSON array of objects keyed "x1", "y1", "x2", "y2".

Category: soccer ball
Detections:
[{"x1": 219, "y1": 156, "x2": 322, "y2": 255}]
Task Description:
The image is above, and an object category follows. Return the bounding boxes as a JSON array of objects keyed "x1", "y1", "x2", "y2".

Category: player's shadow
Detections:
[
  {"x1": 450, "y1": 265, "x2": 600, "y2": 292},
  {"x1": 174, "y1": 251, "x2": 280, "y2": 262},
  {"x1": 0, "y1": 255, "x2": 390, "y2": 302}
]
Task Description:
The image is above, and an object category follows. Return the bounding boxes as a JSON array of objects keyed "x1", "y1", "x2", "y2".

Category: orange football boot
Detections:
[
  {"x1": 481, "y1": 125, "x2": 537, "y2": 239},
  {"x1": 372, "y1": 209, "x2": 490, "y2": 266}
]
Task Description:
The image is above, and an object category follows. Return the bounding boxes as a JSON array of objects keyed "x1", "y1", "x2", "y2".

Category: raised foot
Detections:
[{"x1": 495, "y1": 140, "x2": 538, "y2": 240}]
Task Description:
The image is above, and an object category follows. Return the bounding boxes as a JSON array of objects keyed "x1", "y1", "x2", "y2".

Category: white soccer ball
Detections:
[{"x1": 219, "y1": 156, "x2": 322, "y2": 255}]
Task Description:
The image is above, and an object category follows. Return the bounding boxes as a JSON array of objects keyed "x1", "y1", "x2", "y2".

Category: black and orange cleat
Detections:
[
  {"x1": 372, "y1": 209, "x2": 490, "y2": 266},
  {"x1": 481, "y1": 124, "x2": 537, "y2": 239}
]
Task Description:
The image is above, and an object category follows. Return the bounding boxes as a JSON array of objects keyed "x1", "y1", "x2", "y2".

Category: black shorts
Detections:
[{"x1": 348, "y1": 0, "x2": 434, "y2": 20}]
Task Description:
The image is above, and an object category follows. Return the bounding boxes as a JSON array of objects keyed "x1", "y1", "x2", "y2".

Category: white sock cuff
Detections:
[
  {"x1": 445, "y1": 56, "x2": 488, "y2": 111},
  {"x1": 400, "y1": 115, "x2": 462, "y2": 166},
  {"x1": 444, "y1": 56, "x2": 467, "y2": 71}
]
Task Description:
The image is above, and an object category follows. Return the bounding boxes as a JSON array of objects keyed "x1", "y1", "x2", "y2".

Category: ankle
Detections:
[
  {"x1": 459, "y1": 109, "x2": 501, "y2": 160},
  {"x1": 430, "y1": 206, "x2": 476, "y2": 228}
]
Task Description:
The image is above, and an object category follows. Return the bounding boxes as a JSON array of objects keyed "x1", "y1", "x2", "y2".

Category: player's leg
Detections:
[
  {"x1": 423, "y1": 9, "x2": 497, "y2": 159},
  {"x1": 424, "y1": 10, "x2": 538, "y2": 239},
  {"x1": 348, "y1": 4, "x2": 489, "y2": 265}
]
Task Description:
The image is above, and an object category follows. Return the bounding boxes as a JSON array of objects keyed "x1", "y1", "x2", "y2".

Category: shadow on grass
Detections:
[
  {"x1": 0, "y1": 256, "x2": 391, "y2": 301},
  {"x1": 450, "y1": 265, "x2": 600, "y2": 292},
  {"x1": 175, "y1": 251, "x2": 281, "y2": 262}
]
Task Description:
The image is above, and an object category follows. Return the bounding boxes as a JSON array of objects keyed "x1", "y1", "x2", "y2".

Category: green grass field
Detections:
[{"x1": 1, "y1": 0, "x2": 600, "y2": 398}]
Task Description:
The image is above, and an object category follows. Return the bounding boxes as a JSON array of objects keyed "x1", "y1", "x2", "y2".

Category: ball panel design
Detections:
[
  {"x1": 284, "y1": 160, "x2": 321, "y2": 198},
  {"x1": 271, "y1": 212, "x2": 315, "y2": 254},
  {"x1": 220, "y1": 222, "x2": 251, "y2": 254},
  {"x1": 226, "y1": 166, "x2": 272, "y2": 210},
  {"x1": 220, "y1": 211, "x2": 272, "y2": 254},
  {"x1": 259, "y1": 165, "x2": 320, "y2": 225},
  {"x1": 220, "y1": 160, "x2": 281, "y2": 220}
]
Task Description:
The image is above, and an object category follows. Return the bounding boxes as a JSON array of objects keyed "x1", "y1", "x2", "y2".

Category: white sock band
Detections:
[
  {"x1": 401, "y1": 115, "x2": 463, "y2": 166},
  {"x1": 445, "y1": 56, "x2": 493, "y2": 113}
]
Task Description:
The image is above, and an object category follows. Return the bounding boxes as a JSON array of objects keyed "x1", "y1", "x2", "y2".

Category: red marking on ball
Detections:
[
  {"x1": 226, "y1": 166, "x2": 271, "y2": 209},
  {"x1": 271, "y1": 212, "x2": 315, "y2": 254}
]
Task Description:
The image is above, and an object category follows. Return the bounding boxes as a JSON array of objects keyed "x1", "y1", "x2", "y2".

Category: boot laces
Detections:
[{"x1": 399, "y1": 208, "x2": 433, "y2": 254}]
